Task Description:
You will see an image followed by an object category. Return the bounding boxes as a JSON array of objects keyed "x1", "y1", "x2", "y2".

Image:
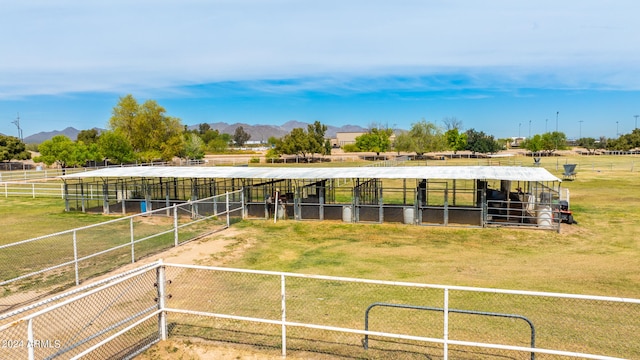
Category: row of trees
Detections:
[
  {"x1": 268, "y1": 121, "x2": 332, "y2": 161},
  {"x1": 31, "y1": 95, "x2": 261, "y2": 168},
  {"x1": 9, "y1": 93, "x2": 640, "y2": 168},
  {"x1": 340, "y1": 119, "x2": 502, "y2": 157},
  {"x1": 1, "y1": 134, "x2": 31, "y2": 163}
]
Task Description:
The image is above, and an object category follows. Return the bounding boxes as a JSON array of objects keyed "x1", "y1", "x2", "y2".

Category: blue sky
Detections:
[{"x1": 1, "y1": 1, "x2": 639, "y2": 140}]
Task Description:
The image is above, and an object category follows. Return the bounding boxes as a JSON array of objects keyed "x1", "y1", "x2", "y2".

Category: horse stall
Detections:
[{"x1": 60, "y1": 166, "x2": 563, "y2": 231}]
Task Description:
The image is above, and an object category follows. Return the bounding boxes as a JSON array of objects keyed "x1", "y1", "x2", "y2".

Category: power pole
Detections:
[
  {"x1": 11, "y1": 112, "x2": 23, "y2": 141},
  {"x1": 635, "y1": 115, "x2": 639, "y2": 129},
  {"x1": 579, "y1": 120, "x2": 583, "y2": 139}
]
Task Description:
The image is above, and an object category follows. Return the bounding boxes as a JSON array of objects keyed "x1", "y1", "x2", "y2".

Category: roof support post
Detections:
[
  {"x1": 378, "y1": 182, "x2": 383, "y2": 223},
  {"x1": 63, "y1": 181, "x2": 70, "y2": 212},
  {"x1": 102, "y1": 180, "x2": 110, "y2": 215}
]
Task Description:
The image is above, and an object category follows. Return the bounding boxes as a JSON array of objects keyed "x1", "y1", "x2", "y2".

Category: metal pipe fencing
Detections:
[
  {"x1": 0, "y1": 191, "x2": 244, "y2": 313},
  {"x1": 0, "y1": 261, "x2": 638, "y2": 360},
  {"x1": 1, "y1": 181, "x2": 66, "y2": 198}
]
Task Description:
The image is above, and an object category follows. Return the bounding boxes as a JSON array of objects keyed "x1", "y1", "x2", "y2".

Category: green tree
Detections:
[
  {"x1": 276, "y1": 128, "x2": 312, "y2": 160},
  {"x1": 465, "y1": 129, "x2": 501, "y2": 154},
  {"x1": 393, "y1": 131, "x2": 412, "y2": 154},
  {"x1": 445, "y1": 128, "x2": 467, "y2": 154},
  {"x1": 540, "y1": 131, "x2": 567, "y2": 154},
  {"x1": 576, "y1": 137, "x2": 599, "y2": 155},
  {"x1": 97, "y1": 131, "x2": 136, "y2": 164},
  {"x1": 307, "y1": 121, "x2": 328, "y2": 157},
  {"x1": 0, "y1": 135, "x2": 31, "y2": 162},
  {"x1": 34, "y1": 135, "x2": 89, "y2": 167},
  {"x1": 274, "y1": 121, "x2": 329, "y2": 161},
  {"x1": 521, "y1": 134, "x2": 544, "y2": 155},
  {"x1": 355, "y1": 128, "x2": 393, "y2": 156},
  {"x1": 233, "y1": 126, "x2": 251, "y2": 147},
  {"x1": 608, "y1": 129, "x2": 640, "y2": 151},
  {"x1": 77, "y1": 129, "x2": 100, "y2": 145},
  {"x1": 198, "y1": 123, "x2": 211, "y2": 134},
  {"x1": 323, "y1": 139, "x2": 332, "y2": 156},
  {"x1": 395, "y1": 120, "x2": 446, "y2": 156},
  {"x1": 207, "y1": 133, "x2": 231, "y2": 153},
  {"x1": 267, "y1": 136, "x2": 279, "y2": 148},
  {"x1": 109, "y1": 94, "x2": 184, "y2": 161},
  {"x1": 182, "y1": 133, "x2": 205, "y2": 160}
]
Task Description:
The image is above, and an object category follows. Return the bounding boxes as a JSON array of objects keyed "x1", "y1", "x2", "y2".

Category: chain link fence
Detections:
[
  {"x1": 3, "y1": 261, "x2": 635, "y2": 359},
  {"x1": 0, "y1": 191, "x2": 243, "y2": 313}
]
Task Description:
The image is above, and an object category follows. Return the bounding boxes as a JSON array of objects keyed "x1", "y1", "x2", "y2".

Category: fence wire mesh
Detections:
[
  {"x1": 1, "y1": 262, "x2": 639, "y2": 359},
  {"x1": 160, "y1": 265, "x2": 639, "y2": 360},
  {"x1": 0, "y1": 191, "x2": 242, "y2": 313},
  {"x1": 0, "y1": 266, "x2": 159, "y2": 360}
]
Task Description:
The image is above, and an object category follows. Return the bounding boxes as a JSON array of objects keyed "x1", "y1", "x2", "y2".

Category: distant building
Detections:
[
  {"x1": 510, "y1": 137, "x2": 526, "y2": 148},
  {"x1": 331, "y1": 131, "x2": 397, "y2": 148},
  {"x1": 332, "y1": 132, "x2": 366, "y2": 147}
]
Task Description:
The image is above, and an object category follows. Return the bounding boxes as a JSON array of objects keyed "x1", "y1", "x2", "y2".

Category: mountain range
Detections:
[{"x1": 22, "y1": 121, "x2": 368, "y2": 144}]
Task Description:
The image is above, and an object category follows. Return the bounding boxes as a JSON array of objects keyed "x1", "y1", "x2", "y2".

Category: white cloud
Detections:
[{"x1": 1, "y1": 0, "x2": 639, "y2": 98}]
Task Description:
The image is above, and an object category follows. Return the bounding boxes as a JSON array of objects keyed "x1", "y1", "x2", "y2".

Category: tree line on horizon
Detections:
[{"x1": 2, "y1": 95, "x2": 640, "y2": 168}]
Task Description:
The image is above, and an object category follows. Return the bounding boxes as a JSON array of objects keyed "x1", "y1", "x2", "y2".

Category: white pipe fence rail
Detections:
[
  {"x1": 0, "y1": 260, "x2": 638, "y2": 360},
  {"x1": 2, "y1": 181, "x2": 66, "y2": 198},
  {"x1": 0, "y1": 161, "x2": 188, "y2": 183},
  {"x1": 0, "y1": 191, "x2": 244, "y2": 313}
]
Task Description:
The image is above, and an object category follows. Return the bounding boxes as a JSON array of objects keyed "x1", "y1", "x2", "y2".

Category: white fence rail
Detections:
[
  {"x1": 0, "y1": 160, "x2": 204, "y2": 184},
  {"x1": 0, "y1": 191, "x2": 244, "y2": 313},
  {"x1": 0, "y1": 260, "x2": 638, "y2": 359},
  {"x1": 1, "y1": 181, "x2": 65, "y2": 198}
]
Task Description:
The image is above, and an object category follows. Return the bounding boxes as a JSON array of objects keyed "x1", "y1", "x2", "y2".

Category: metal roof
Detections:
[{"x1": 61, "y1": 166, "x2": 561, "y2": 182}]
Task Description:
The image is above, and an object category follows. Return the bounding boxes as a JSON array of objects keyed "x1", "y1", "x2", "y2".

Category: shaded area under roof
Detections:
[{"x1": 61, "y1": 166, "x2": 562, "y2": 182}]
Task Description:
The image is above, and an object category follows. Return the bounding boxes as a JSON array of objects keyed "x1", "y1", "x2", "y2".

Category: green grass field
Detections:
[
  {"x1": 2, "y1": 154, "x2": 639, "y2": 358},
  {"x1": 1, "y1": 155, "x2": 639, "y2": 298}
]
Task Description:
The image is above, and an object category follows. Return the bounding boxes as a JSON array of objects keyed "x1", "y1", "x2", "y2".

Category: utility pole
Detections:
[
  {"x1": 555, "y1": 112, "x2": 559, "y2": 151},
  {"x1": 519, "y1": 122, "x2": 521, "y2": 137},
  {"x1": 11, "y1": 112, "x2": 23, "y2": 141},
  {"x1": 635, "y1": 115, "x2": 639, "y2": 129},
  {"x1": 545, "y1": 119, "x2": 548, "y2": 133},
  {"x1": 528, "y1": 120, "x2": 531, "y2": 138},
  {"x1": 579, "y1": 120, "x2": 583, "y2": 139}
]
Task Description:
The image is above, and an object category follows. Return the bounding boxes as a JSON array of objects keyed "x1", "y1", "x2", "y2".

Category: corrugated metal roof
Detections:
[{"x1": 60, "y1": 166, "x2": 561, "y2": 182}]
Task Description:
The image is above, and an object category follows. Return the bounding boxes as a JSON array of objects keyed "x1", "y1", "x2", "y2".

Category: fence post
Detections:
[
  {"x1": 32, "y1": 183, "x2": 36, "y2": 198},
  {"x1": 130, "y1": 217, "x2": 135, "y2": 263},
  {"x1": 281, "y1": 274, "x2": 287, "y2": 358},
  {"x1": 174, "y1": 205, "x2": 179, "y2": 247},
  {"x1": 443, "y1": 288, "x2": 449, "y2": 360},
  {"x1": 27, "y1": 318, "x2": 35, "y2": 360},
  {"x1": 73, "y1": 230, "x2": 80, "y2": 286},
  {"x1": 156, "y1": 260, "x2": 168, "y2": 341},
  {"x1": 226, "y1": 193, "x2": 230, "y2": 227},
  {"x1": 241, "y1": 189, "x2": 246, "y2": 219}
]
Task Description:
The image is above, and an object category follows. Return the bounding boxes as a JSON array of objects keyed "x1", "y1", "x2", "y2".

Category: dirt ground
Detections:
[{"x1": 119, "y1": 227, "x2": 316, "y2": 360}]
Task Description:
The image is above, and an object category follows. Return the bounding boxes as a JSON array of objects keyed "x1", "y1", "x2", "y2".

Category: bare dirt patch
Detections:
[{"x1": 136, "y1": 339, "x2": 315, "y2": 360}]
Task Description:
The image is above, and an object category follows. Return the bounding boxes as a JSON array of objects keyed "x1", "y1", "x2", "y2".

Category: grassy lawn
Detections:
[
  {"x1": 214, "y1": 155, "x2": 639, "y2": 298},
  {"x1": 1, "y1": 155, "x2": 639, "y2": 298},
  {"x1": 2, "y1": 155, "x2": 639, "y2": 358},
  {"x1": 0, "y1": 196, "x2": 111, "y2": 244}
]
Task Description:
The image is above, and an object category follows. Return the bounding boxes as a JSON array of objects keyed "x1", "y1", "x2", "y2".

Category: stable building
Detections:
[{"x1": 60, "y1": 165, "x2": 563, "y2": 230}]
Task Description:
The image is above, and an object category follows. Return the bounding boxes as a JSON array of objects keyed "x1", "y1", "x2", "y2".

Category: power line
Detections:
[{"x1": 11, "y1": 112, "x2": 23, "y2": 141}]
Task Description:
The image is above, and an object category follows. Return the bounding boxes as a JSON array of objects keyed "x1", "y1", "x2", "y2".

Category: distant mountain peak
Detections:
[{"x1": 24, "y1": 121, "x2": 368, "y2": 144}]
